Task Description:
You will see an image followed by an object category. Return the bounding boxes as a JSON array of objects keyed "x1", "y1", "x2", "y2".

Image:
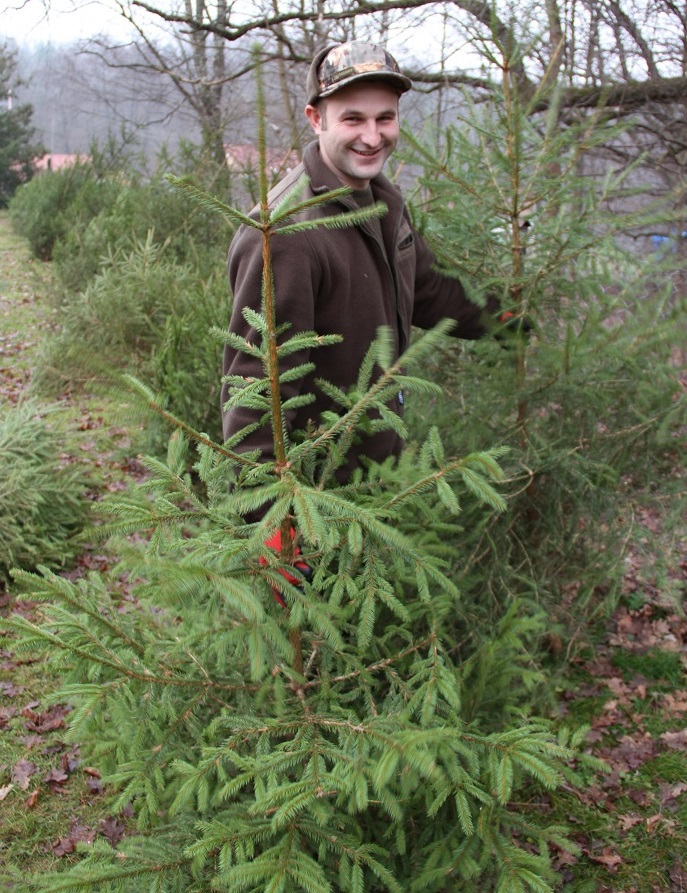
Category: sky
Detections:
[
  {"x1": 1, "y1": 0, "x2": 129, "y2": 44},
  {"x1": 0, "y1": 0, "x2": 473, "y2": 74},
  {"x1": 1, "y1": 0, "x2": 447, "y2": 51}
]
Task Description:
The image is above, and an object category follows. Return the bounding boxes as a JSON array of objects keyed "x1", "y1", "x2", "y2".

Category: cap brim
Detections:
[{"x1": 318, "y1": 70, "x2": 412, "y2": 98}]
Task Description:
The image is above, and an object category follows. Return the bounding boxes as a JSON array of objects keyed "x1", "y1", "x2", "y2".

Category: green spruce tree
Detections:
[{"x1": 400, "y1": 31, "x2": 687, "y2": 649}]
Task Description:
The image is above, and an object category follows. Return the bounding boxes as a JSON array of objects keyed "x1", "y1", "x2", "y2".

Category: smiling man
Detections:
[{"x1": 222, "y1": 41, "x2": 500, "y2": 488}]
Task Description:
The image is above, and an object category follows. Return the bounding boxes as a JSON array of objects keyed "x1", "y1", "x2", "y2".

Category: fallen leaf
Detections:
[
  {"x1": 660, "y1": 781, "x2": 687, "y2": 809},
  {"x1": 23, "y1": 703, "x2": 70, "y2": 734},
  {"x1": 86, "y1": 776, "x2": 104, "y2": 794},
  {"x1": 0, "y1": 784, "x2": 13, "y2": 801},
  {"x1": 12, "y1": 759, "x2": 37, "y2": 790},
  {"x1": 99, "y1": 815, "x2": 126, "y2": 846},
  {"x1": 51, "y1": 821, "x2": 96, "y2": 857},
  {"x1": 608, "y1": 733, "x2": 658, "y2": 770},
  {"x1": 552, "y1": 846, "x2": 579, "y2": 868},
  {"x1": 588, "y1": 847, "x2": 623, "y2": 872},
  {"x1": 663, "y1": 692, "x2": 687, "y2": 715},
  {"x1": 660, "y1": 729, "x2": 687, "y2": 751},
  {"x1": 617, "y1": 813, "x2": 643, "y2": 831},
  {"x1": 670, "y1": 861, "x2": 687, "y2": 888},
  {"x1": 78, "y1": 414, "x2": 103, "y2": 431},
  {"x1": 646, "y1": 814, "x2": 677, "y2": 835},
  {"x1": 20, "y1": 700, "x2": 41, "y2": 713},
  {"x1": 628, "y1": 788, "x2": 654, "y2": 807},
  {"x1": 51, "y1": 837, "x2": 76, "y2": 857},
  {"x1": 26, "y1": 789, "x2": 39, "y2": 808},
  {"x1": 606, "y1": 677, "x2": 632, "y2": 699},
  {"x1": 0, "y1": 706, "x2": 17, "y2": 728},
  {"x1": 44, "y1": 768, "x2": 69, "y2": 788},
  {"x1": 586, "y1": 729, "x2": 605, "y2": 744},
  {"x1": 60, "y1": 749, "x2": 81, "y2": 774}
]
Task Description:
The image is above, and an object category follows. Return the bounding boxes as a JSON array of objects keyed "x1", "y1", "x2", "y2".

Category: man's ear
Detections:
[{"x1": 305, "y1": 103, "x2": 323, "y2": 134}]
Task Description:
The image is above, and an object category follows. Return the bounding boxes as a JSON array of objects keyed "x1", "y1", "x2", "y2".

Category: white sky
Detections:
[
  {"x1": 1, "y1": 0, "x2": 129, "y2": 43},
  {"x1": 0, "y1": 0, "x2": 474, "y2": 73}
]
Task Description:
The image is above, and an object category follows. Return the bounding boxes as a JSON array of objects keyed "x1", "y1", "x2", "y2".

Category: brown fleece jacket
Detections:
[{"x1": 221, "y1": 140, "x2": 497, "y2": 479}]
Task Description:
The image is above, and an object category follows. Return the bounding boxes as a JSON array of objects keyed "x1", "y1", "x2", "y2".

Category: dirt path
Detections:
[{"x1": 0, "y1": 214, "x2": 53, "y2": 404}]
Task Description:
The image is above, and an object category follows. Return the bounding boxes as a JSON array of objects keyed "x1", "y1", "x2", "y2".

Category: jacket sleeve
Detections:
[
  {"x1": 221, "y1": 225, "x2": 319, "y2": 460},
  {"x1": 410, "y1": 224, "x2": 500, "y2": 338}
]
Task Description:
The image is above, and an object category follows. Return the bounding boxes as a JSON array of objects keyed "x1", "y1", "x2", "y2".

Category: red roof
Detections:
[
  {"x1": 225, "y1": 144, "x2": 298, "y2": 173},
  {"x1": 34, "y1": 153, "x2": 89, "y2": 172}
]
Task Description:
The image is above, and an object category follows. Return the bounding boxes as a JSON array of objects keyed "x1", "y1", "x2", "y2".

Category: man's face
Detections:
[{"x1": 305, "y1": 81, "x2": 400, "y2": 189}]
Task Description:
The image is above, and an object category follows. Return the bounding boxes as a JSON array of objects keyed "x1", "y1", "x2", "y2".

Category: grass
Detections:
[
  {"x1": 612, "y1": 648, "x2": 684, "y2": 688},
  {"x1": 0, "y1": 654, "x2": 105, "y2": 876},
  {"x1": 0, "y1": 214, "x2": 53, "y2": 397},
  {"x1": 535, "y1": 587, "x2": 687, "y2": 892}
]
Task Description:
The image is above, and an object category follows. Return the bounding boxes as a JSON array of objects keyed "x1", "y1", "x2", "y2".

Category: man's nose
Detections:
[{"x1": 359, "y1": 120, "x2": 381, "y2": 144}]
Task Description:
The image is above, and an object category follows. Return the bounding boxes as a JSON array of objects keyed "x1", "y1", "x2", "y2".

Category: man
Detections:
[{"x1": 222, "y1": 40, "x2": 501, "y2": 486}]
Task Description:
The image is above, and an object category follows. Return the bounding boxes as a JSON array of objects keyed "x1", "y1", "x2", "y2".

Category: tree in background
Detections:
[
  {"x1": 10, "y1": 0, "x2": 687, "y2": 242},
  {"x1": 83, "y1": 8, "x2": 247, "y2": 175},
  {"x1": 399, "y1": 25, "x2": 686, "y2": 655},
  {"x1": 0, "y1": 41, "x2": 43, "y2": 206}
]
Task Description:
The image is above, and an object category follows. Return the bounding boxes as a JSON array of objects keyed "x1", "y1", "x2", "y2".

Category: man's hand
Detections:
[
  {"x1": 498, "y1": 310, "x2": 533, "y2": 334},
  {"x1": 495, "y1": 310, "x2": 533, "y2": 346},
  {"x1": 260, "y1": 527, "x2": 313, "y2": 607}
]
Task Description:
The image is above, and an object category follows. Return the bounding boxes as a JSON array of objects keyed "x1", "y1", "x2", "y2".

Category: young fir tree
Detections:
[
  {"x1": 0, "y1": 400, "x2": 86, "y2": 586},
  {"x1": 400, "y1": 33, "x2": 687, "y2": 649},
  {"x1": 6, "y1": 55, "x2": 589, "y2": 893}
]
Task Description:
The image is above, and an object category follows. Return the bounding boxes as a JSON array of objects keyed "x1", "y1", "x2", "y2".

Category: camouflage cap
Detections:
[{"x1": 306, "y1": 41, "x2": 411, "y2": 104}]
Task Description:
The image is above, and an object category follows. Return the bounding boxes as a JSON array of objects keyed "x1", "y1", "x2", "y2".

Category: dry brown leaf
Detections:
[
  {"x1": 609, "y1": 732, "x2": 658, "y2": 769},
  {"x1": 669, "y1": 861, "x2": 687, "y2": 889},
  {"x1": 660, "y1": 781, "x2": 687, "y2": 808},
  {"x1": 44, "y1": 768, "x2": 69, "y2": 788},
  {"x1": 99, "y1": 815, "x2": 127, "y2": 846},
  {"x1": 23, "y1": 703, "x2": 70, "y2": 734},
  {"x1": 617, "y1": 813, "x2": 643, "y2": 831},
  {"x1": 660, "y1": 728, "x2": 687, "y2": 750},
  {"x1": 646, "y1": 814, "x2": 677, "y2": 835},
  {"x1": 662, "y1": 691, "x2": 687, "y2": 715},
  {"x1": 606, "y1": 678, "x2": 632, "y2": 698},
  {"x1": 12, "y1": 759, "x2": 37, "y2": 791},
  {"x1": 51, "y1": 821, "x2": 96, "y2": 857},
  {"x1": 588, "y1": 846, "x2": 623, "y2": 872}
]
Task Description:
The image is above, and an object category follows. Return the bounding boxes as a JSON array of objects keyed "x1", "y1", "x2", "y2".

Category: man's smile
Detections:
[{"x1": 352, "y1": 146, "x2": 385, "y2": 156}]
